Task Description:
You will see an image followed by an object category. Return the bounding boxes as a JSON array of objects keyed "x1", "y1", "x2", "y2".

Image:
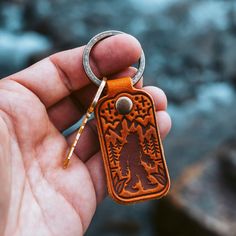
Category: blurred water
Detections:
[
  {"x1": 189, "y1": 2, "x2": 229, "y2": 30},
  {"x1": 130, "y1": 0, "x2": 179, "y2": 12},
  {"x1": 0, "y1": 30, "x2": 51, "y2": 77},
  {"x1": 0, "y1": 2, "x2": 52, "y2": 77}
]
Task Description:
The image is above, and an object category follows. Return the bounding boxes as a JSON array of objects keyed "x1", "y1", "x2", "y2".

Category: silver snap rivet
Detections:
[{"x1": 116, "y1": 96, "x2": 133, "y2": 115}]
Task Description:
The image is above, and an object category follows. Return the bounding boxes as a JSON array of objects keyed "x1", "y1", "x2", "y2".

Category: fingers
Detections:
[
  {"x1": 48, "y1": 67, "x2": 140, "y2": 131},
  {"x1": 142, "y1": 86, "x2": 167, "y2": 111},
  {"x1": 156, "y1": 111, "x2": 172, "y2": 139},
  {"x1": 85, "y1": 151, "x2": 107, "y2": 204},
  {"x1": 48, "y1": 84, "x2": 164, "y2": 132},
  {"x1": 5, "y1": 34, "x2": 142, "y2": 108},
  {"x1": 65, "y1": 108, "x2": 171, "y2": 164},
  {"x1": 48, "y1": 96, "x2": 85, "y2": 132},
  {"x1": 66, "y1": 119, "x2": 100, "y2": 162},
  {"x1": 63, "y1": 84, "x2": 171, "y2": 165},
  {"x1": 63, "y1": 84, "x2": 170, "y2": 161},
  {"x1": 63, "y1": 85, "x2": 171, "y2": 207}
]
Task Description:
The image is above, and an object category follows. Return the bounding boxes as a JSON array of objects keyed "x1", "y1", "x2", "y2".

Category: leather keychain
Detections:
[{"x1": 65, "y1": 30, "x2": 170, "y2": 204}]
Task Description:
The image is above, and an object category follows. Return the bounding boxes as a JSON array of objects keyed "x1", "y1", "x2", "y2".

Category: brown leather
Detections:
[{"x1": 95, "y1": 77, "x2": 170, "y2": 204}]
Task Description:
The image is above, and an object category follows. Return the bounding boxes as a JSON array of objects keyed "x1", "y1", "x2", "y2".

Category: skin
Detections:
[{"x1": 0, "y1": 34, "x2": 171, "y2": 236}]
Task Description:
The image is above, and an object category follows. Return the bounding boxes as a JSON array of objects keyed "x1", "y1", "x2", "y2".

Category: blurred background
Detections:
[{"x1": 1, "y1": 0, "x2": 236, "y2": 235}]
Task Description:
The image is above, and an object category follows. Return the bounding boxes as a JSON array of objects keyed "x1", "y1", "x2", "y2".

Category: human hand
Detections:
[{"x1": 0, "y1": 34, "x2": 171, "y2": 236}]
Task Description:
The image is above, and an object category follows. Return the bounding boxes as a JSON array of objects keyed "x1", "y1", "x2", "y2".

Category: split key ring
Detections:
[{"x1": 82, "y1": 30, "x2": 145, "y2": 86}]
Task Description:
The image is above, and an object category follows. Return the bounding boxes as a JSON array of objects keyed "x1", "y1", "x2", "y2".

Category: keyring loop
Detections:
[{"x1": 83, "y1": 30, "x2": 145, "y2": 86}]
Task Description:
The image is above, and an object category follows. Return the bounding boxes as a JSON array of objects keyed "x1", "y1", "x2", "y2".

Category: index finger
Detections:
[{"x1": 3, "y1": 34, "x2": 142, "y2": 108}]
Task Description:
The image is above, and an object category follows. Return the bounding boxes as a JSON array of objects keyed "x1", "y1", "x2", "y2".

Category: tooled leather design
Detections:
[{"x1": 96, "y1": 90, "x2": 170, "y2": 203}]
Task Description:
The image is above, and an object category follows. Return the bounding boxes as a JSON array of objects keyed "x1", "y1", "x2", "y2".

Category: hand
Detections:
[{"x1": 0, "y1": 34, "x2": 171, "y2": 236}]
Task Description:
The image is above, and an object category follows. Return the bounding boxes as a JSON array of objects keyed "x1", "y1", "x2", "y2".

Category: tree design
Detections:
[
  {"x1": 152, "y1": 165, "x2": 167, "y2": 186},
  {"x1": 150, "y1": 134, "x2": 160, "y2": 158},
  {"x1": 143, "y1": 137, "x2": 151, "y2": 153},
  {"x1": 97, "y1": 93, "x2": 169, "y2": 201},
  {"x1": 115, "y1": 139, "x2": 122, "y2": 149},
  {"x1": 108, "y1": 141, "x2": 119, "y2": 166},
  {"x1": 113, "y1": 172, "x2": 128, "y2": 194}
]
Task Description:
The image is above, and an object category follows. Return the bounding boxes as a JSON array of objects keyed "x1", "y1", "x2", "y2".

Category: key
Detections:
[{"x1": 63, "y1": 77, "x2": 107, "y2": 168}]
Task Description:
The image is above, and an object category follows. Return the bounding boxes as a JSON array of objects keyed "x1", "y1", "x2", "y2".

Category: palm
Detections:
[
  {"x1": 0, "y1": 35, "x2": 171, "y2": 236},
  {"x1": 0, "y1": 83, "x2": 100, "y2": 235}
]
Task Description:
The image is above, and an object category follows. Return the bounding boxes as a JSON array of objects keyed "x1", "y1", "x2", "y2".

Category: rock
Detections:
[
  {"x1": 86, "y1": 198, "x2": 156, "y2": 236},
  {"x1": 165, "y1": 83, "x2": 236, "y2": 178},
  {"x1": 1, "y1": 0, "x2": 236, "y2": 103},
  {"x1": 0, "y1": 2, "x2": 52, "y2": 77},
  {"x1": 219, "y1": 139, "x2": 236, "y2": 190},
  {"x1": 155, "y1": 145, "x2": 236, "y2": 236},
  {"x1": 0, "y1": 30, "x2": 52, "y2": 77},
  {"x1": 16, "y1": 0, "x2": 236, "y2": 103}
]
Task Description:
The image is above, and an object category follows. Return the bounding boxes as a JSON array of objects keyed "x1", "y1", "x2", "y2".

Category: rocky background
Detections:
[{"x1": 1, "y1": 0, "x2": 236, "y2": 235}]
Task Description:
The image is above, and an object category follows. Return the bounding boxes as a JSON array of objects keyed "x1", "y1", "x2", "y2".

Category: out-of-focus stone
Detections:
[
  {"x1": 155, "y1": 141, "x2": 236, "y2": 236},
  {"x1": 86, "y1": 198, "x2": 156, "y2": 236},
  {"x1": 0, "y1": 30, "x2": 51, "y2": 77},
  {"x1": 0, "y1": 2, "x2": 52, "y2": 77},
  {"x1": 19, "y1": 0, "x2": 236, "y2": 104},
  {"x1": 1, "y1": 0, "x2": 236, "y2": 103},
  {"x1": 219, "y1": 139, "x2": 236, "y2": 191}
]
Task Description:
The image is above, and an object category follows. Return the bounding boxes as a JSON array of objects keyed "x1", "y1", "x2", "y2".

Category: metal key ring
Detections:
[{"x1": 83, "y1": 30, "x2": 145, "y2": 86}]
